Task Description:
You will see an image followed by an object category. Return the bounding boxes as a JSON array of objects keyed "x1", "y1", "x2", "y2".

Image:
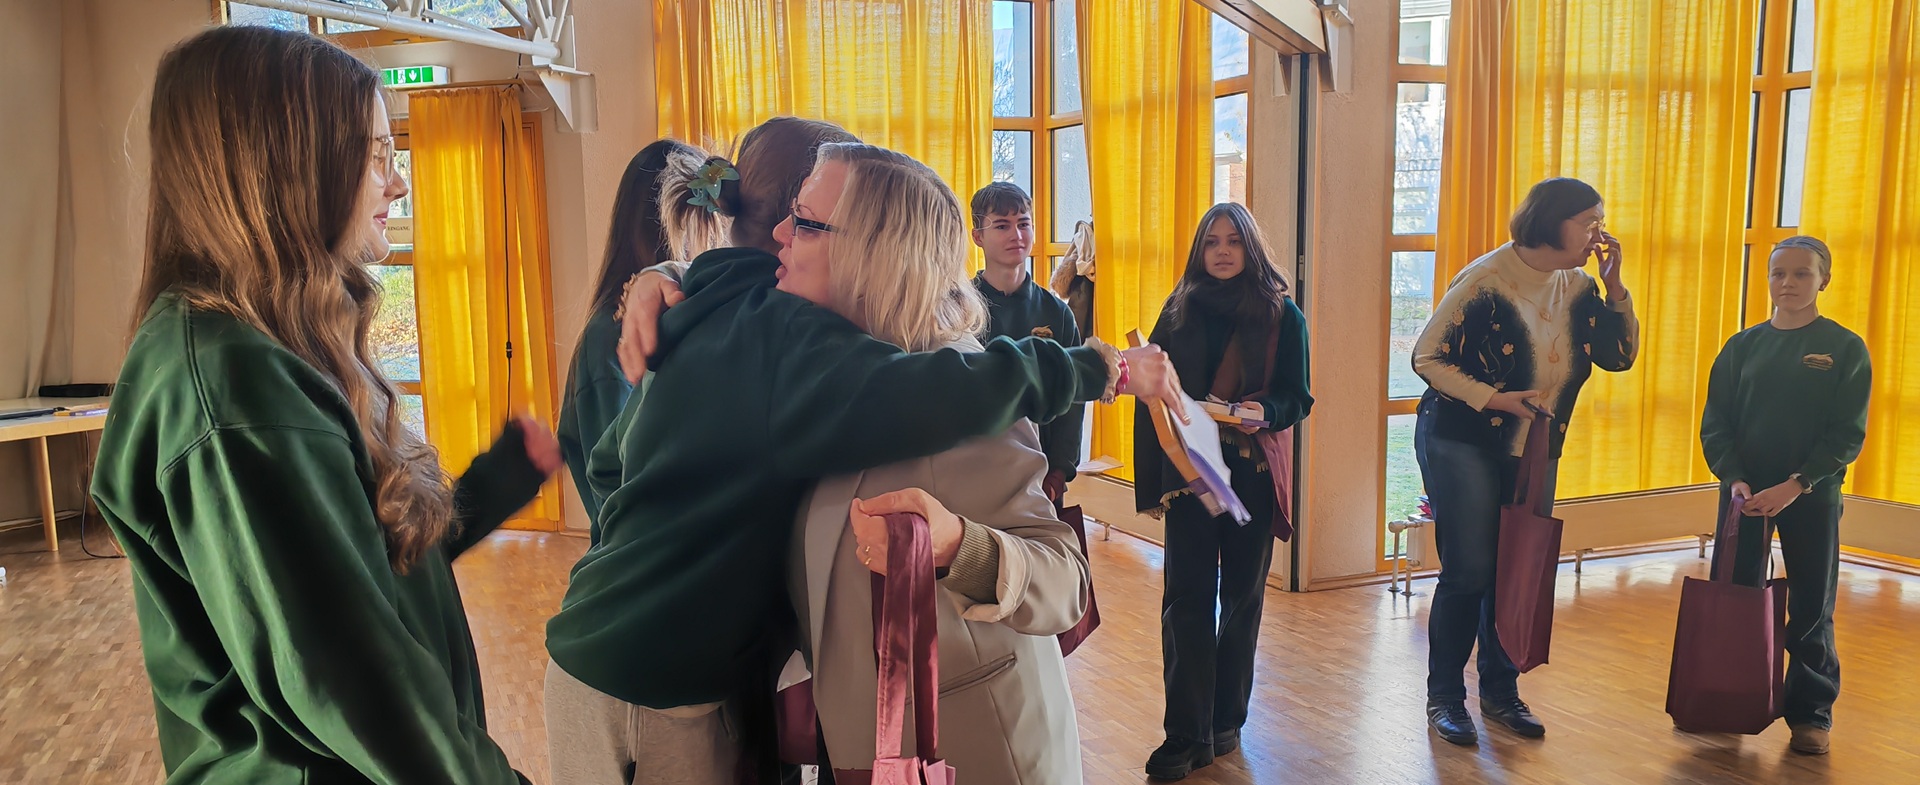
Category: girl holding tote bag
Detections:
[{"x1": 1698, "y1": 235, "x2": 1871, "y2": 756}]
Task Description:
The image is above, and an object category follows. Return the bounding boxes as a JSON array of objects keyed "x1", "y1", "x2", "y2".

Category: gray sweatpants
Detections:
[{"x1": 544, "y1": 660, "x2": 740, "y2": 785}]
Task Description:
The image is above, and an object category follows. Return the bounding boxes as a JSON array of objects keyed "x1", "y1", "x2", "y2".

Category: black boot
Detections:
[
  {"x1": 1211, "y1": 727, "x2": 1240, "y2": 756},
  {"x1": 1145, "y1": 737, "x2": 1215, "y2": 780},
  {"x1": 1427, "y1": 700, "x2": 1478, "y2": 746},
  {"x1": 1480, "y1": 695, "x2": 1546, "y2": 738}
]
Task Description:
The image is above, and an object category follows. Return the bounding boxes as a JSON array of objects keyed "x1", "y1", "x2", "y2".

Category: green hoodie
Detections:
[
  {"x1": 91, "y1": 292, "x2": 544, "y2": 785},
  {"x1": 545, "y1": 247, "x2": 1112, "y2": 709}
]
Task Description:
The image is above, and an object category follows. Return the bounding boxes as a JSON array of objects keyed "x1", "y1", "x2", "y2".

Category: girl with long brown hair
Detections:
[
  {"x1": 1135, "y1": 202, "x2": 1312, "y2": 781},
  {"x1": 90, "y1": 26, "x2": 557, "y2": 784}
]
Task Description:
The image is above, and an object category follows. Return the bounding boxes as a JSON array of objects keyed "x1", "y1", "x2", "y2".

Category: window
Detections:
[
  {"x1": 990, "y1": 2, "x2": 1255, "y2": 282},
  {"x1": 990, "y1": 0, "x2": 1089, "y2": 282},
  {"x1": 225, "y1": 2, "x2": 307, "y2": 31},
  {"x1": 369, "y1": 132, "x2": 427, "y2": 440},
  {"x1": 1382, "y1": 0, "x2": 1451, "y2": 562},
  {"x1": 1392, "y1": 83, "x2": 1446, "y2": 234},
  {"x1": 1746, "y1": 0, "x2": 1815, "y2": 326},
  {"x1": 1212, "y1": 15, "x2": 1250, "y2": 206}
]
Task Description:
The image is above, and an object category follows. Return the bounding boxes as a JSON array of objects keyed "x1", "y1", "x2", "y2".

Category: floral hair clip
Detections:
[{"x1": 686, "y1": 161, "x2": 741, "y2": 213}]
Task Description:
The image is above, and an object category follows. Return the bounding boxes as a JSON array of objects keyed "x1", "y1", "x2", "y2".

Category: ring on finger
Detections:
[{"x1": 859, "y1": 544, "x2": 873, "y2": 566}]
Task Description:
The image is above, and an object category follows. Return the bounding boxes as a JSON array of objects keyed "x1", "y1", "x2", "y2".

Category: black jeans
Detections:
[
  {"x1": 1415, "y1": 416, "x2": 1557, "y2": 703},
  {"x1": 1712, "y1": 486, "x2": 1843, "y2": 730},
  {"x1": 1160, "y1": 450, "x2": 1278, "y2": 743}
]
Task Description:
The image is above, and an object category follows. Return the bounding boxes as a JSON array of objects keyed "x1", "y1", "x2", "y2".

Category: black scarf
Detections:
[{"x1": 1163, "y1": 276, "x2": 1276, "y2": 403}]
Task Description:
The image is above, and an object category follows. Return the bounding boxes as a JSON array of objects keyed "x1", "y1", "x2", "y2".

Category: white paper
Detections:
[{"x1": 1173, "y1": 394, "x2": 1234, "y2": 489}]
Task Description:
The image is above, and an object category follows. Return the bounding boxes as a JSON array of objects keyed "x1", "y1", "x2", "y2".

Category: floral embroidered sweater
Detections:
[{"x1": 1412, "y1": 243, "x2": 1640, "y2": 459}]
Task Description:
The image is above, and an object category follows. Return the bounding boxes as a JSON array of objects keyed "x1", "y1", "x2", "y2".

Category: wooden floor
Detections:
[{"x1": 3, "y1": 518, "x2": 1917, "y2": 784}]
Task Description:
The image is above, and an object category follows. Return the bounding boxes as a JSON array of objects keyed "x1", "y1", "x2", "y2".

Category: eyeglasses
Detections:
[
  {"x1": 790, "y1": 203, "x2": 837, "y2": 235},
  {"x1": 370, "y1": 135, "x2": 397, "y2": 173}
]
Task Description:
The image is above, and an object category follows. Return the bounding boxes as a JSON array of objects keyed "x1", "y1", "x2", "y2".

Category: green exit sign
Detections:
[{"x1": 382, "y1": 66, "x2": 450, "y2": 89}]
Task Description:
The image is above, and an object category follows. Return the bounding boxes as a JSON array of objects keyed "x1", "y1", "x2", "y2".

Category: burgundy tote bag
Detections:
[
  {"x1": 832, "y1": 513, "x2": 957, "y2": 785},
  {"x1": 1666, "y1": 499, "x2": 1788, "y2": 734},
  {"x1": 1494, "y1": 411, "x2": 1564, "y2": 672},
  {"x1": 1054, "y1": 503, "x2": 1102, "y2": 657}
]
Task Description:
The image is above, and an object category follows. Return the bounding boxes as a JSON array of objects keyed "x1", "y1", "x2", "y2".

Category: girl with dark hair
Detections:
[
  {"x1": 558, "y1": 139, "x2": 722, "y2": 542},
  {"x1": 89, "y1": 26, "x2": 557, "y2": 783},
  {"x1": 1700, "y1": 235, "x2": 1870, "y2": 756},
  {"x1": 1411, "y1": 177, "x2": 1638, "y2": 746},
  {"x1": 1136, "y1": 202, "x2": 1313, "y2": 780}
]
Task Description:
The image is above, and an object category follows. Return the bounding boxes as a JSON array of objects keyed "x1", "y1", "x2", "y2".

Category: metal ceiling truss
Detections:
[{"x1": 243, "y1": 0, "x2": 598, "y2": 132}]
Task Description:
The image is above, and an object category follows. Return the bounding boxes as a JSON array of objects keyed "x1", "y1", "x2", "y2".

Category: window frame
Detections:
[
  {"x1": 376, "y1": 122, "x2": 424, "y2": 399},
  {"x1": 1744, "y1": 0, "x2": 1814, "y2": 327},
  {"x1": 1379, "y1": 2, "x2": 1451, "y2": 570}
]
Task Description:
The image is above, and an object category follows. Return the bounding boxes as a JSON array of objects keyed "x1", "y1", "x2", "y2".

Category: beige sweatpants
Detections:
[{"x1": 545, "y1": 660, "x2": 741, "y2": 785}]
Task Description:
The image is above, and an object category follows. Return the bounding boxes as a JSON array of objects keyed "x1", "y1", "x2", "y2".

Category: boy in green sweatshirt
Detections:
[
  {"x1": 969, "y1": 182, "x2": 1086, "y2": 502},
  {"x1": 1699, "y1": 236, "x2": 1871, "y2": 756}
]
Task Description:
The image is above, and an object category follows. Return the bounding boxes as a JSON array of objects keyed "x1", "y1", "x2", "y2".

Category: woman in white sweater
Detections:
[{"x1": 1410, "y1": 177, "x2": 1639, "y2": 746}]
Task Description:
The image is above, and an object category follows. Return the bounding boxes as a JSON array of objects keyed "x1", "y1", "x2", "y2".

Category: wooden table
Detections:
[{"x1": 0, "y1": 397, "x2": 110, "y2": 552}]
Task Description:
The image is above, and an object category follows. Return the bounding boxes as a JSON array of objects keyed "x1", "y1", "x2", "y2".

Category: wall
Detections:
[
  {"x1": 1245, "y1": 39, "x2": 1300, "y2": 586},
  {"x1": 1292, "y1": 0, "x2": 1395, "y2": 589},
  {"x1": 0, "y1": 0, "x2": 206, "y2": 527}
]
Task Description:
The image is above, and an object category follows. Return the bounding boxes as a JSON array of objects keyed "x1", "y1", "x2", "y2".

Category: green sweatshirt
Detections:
[
  {"x1": 1700, "y1": 316, "x2": 1872, "y2": 499},
  {"x1": 90, "y1": 292, "x2": 545, "y2": 785},
  {"x1": 545, "y1": 247, "x2": 1111, "y2": 709},
  {"x1": 975, "y1": 271, "x2": 1086, "y2": 480},
  {"x1": 557, "y1": 301, "x2": 630, "y2": 543}
]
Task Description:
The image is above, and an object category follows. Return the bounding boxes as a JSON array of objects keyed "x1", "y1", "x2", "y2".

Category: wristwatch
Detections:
[{"x1": 1788, "y1": 473, "x2": 1814, "y2": 494}]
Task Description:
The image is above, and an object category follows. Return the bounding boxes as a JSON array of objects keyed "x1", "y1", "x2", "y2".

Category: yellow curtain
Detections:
[
  {"x1": 1079, "y1": 0, "x2": 1213, "y2": 480},
  {"x1": 652, "y1": 0, "x2": 992, "y2": 232},
  {"x1": 410, "y1": 86, "x2": 562, "y2": 528},
  {"x1": 1436, "y1": 0, "x2": 1755, "y2": 498},
  {"x1": 1799, "y1": 0, "x2": 1920, "y2": 504}
]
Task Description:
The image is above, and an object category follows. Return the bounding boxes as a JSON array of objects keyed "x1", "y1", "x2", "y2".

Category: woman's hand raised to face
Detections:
[
  {"x1": 616, "y1": 271, "x2": 685, "y2": 384},
  {"x1": 1118, "y1": 345, "x2": 1190, "y2": 424},
  {"x1": 1595, "y1": 231, "x2": 1626, "y2": 300}
]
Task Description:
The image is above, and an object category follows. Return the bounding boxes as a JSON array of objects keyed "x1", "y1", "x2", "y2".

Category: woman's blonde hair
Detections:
[
  {"x1": 814, "y1": 143, "x2": 986, "y2": 352},
  {"x1": 137, "y1": 26, "x2": 449, "y2": 572}
]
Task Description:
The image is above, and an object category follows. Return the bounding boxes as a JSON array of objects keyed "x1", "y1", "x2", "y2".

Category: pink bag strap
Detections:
[
  {"x1": 867, "y1": 512, "x2": 941, "y2": 766},
  {"x1": 1512, "y1": 406, "x2": 1554, "y2": 516}
]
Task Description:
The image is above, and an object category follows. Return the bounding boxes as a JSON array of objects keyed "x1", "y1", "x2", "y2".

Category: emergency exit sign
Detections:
[{"x1": 382, "y1": 66, "x2": 449, "y2": 89}]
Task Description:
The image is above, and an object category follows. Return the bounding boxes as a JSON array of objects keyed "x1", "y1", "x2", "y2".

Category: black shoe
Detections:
[
  {"x1": 1145, "y1": 737, "x2": 1215, "y2": 780},
  {"x1": 1212, "y1": 727, "x2": 1240, "y2": 756},
  {"x1": 1427, "y1": 700, "x2": 1478, "y2": 746},
  {"x1": 1480, "y1": 695, "x2": 1546, "y2": 738}
]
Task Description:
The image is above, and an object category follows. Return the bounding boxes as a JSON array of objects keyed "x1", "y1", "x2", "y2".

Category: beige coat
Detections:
[{"x1": 789, "y1": 385, "x2": 1090, "y2": 784}]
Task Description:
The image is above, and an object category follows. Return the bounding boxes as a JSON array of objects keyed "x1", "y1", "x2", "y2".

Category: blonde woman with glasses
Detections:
[{"x1": 770, "y1": 143, "x2": 1091, "y2": 784}]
